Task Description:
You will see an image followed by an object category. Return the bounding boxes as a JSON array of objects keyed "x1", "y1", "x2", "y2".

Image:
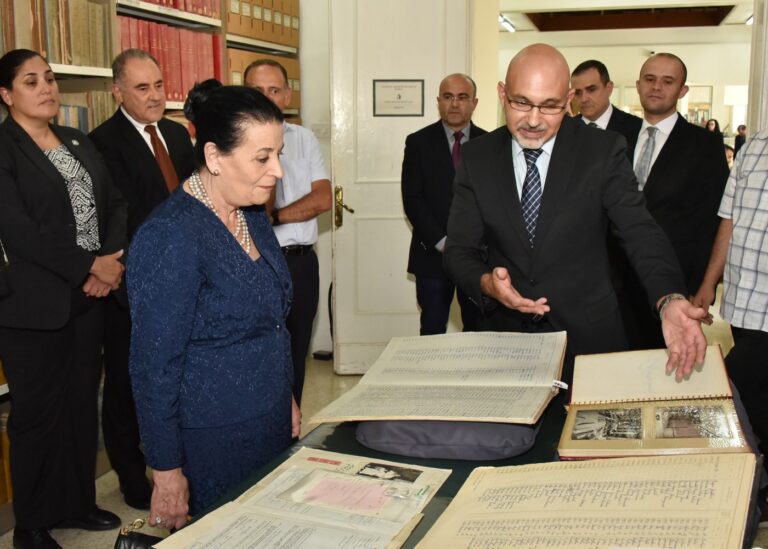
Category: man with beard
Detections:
[{"x1": 444, "y1": 43, "x2": 708, "y2": 381}]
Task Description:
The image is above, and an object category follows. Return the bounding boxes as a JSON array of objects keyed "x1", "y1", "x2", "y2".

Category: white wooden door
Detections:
[{"x1": 329, "y1": 0, "x2": 472, "y2": 374}]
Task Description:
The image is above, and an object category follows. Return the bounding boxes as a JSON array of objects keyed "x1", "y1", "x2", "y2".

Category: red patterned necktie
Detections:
[
  {"x1": 145, "y1": 125, "x2": 179, "y2": 193},
  {"x1": 452, "y1": 130, "x2": 464, "y2": 169}
]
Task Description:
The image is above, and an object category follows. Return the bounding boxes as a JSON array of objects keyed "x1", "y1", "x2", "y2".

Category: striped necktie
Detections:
[{"x1": 521, "y1": 148, "x2": 544, "y2": 246}]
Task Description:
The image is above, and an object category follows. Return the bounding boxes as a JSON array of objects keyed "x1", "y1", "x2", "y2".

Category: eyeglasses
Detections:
[
  {"x1": 439, "y1": 93, "x2": 473, "y2": 103},
  {"x1": 504, "y1": 96, "x2": 567, "y2": 115}
]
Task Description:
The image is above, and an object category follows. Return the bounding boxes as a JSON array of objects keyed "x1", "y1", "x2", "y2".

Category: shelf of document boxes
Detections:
[
  {"x1": 116, "y1": 0, "x2": 222, "y2": 29},
  {"x1": 226, "y1": 33, "x2": 297, "y2": 55}
]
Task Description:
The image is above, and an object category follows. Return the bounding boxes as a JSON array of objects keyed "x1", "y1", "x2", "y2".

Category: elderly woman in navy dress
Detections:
[{"x1": 128, "y1": 80, "x2": 300, "y2": 529}]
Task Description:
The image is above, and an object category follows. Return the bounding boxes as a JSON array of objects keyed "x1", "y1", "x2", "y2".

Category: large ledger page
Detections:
[
  {"x1": 361, "y1": 332, "x2": 566, "y2": 387},
  {"x1": 310, "y1": 331, "x2": 566, "y2": 425},
  {"x1": 572, "y1": 345, "x2": 730, "y2": 404},
  {"x1": 417, "y1": 453, "x2": 755, "y2": 549},
  {"x1": 310, "y1": 384, "x2": 556, "y2": 424}
]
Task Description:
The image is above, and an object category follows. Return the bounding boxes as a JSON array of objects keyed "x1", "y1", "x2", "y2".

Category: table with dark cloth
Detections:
[{"x1": 175, "y1": 383, "x2": 766, "y2": 548}]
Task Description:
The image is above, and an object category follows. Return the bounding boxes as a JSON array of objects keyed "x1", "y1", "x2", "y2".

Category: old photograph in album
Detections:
[
  {"x1": 558, "y1": 345, "x2": 749, "y2": 459},
  {"x1": 156, "y1": 448, "x2": 451, "y2": 549},
  {"x1": 309, "y1": 331, "x2": 567, "y2": 426}
]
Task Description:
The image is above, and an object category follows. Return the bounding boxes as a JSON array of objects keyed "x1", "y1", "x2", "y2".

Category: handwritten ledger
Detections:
[
  {"x1": 156, "y1": 448, "x2": 451, "y2": 549},
  {"x1": 558, "y1": 345, "x2": 749, "y2": 458},
  {"x1": 309, "y1": 331, "x2": 567, "y2": 425},
  {"x1": 417, "y1": 452, "x2": 756, "y2": 549}
]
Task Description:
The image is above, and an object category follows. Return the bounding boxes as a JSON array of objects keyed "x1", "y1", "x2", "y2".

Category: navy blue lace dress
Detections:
[{"x1": 127, "y1": 189, "x2": 293, "y2": 514}]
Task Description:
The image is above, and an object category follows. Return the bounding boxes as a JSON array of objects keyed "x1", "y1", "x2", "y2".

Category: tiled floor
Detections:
[{"x1": 1, "y1": 294, "x2": 766, "y2": 548}]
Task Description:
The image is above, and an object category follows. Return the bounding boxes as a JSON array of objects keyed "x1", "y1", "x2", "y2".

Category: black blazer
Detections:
[
  {"x1": 606, "y1": 107, "x2": 643, "y2": 147},
  {"x1": 401, "y1": 120, "x2": 486, "y2": 277},
  {"x1": 444, "y1": 116, "x2": 685, "y2": 356},
  {"x1": 628, "y1": 114, "x2": 729, "y2": 293},
  {"x1": 577, "y1": 106, "x2": 642, "y2": 159},
  {"x1": 0, "y1": 116, "x2": 127, "y2": 329},
  {"x1": 89, "y1": 109, "x2": 195, "y2": 240}
]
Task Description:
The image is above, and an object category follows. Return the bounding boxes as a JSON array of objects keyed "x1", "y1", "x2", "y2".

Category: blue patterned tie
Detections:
[{"x1": 521, "y1": 148, "x2": 544, "y2": 246}]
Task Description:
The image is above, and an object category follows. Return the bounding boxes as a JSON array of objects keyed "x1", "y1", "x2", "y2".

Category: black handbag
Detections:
[{"x1": 114, "y1": 518, "x2": 164, "y2": 549}]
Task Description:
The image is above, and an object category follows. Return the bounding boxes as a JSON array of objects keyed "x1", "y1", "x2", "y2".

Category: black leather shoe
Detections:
[
  {"x1": 55, "y1": 506, "x2": 120, "y2": 531},
  {"x1": 121, "y1": 478, "x2": 152, "y2": 510},
  {"x1": 12, "y1": 528, "x2": 61, "y2": 549}
]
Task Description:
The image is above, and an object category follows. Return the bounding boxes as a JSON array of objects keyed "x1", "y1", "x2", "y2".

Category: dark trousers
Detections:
[
  {"x1": 0, "y1": 297, "x2": 103, "y2": 528},
  {"x1": 284, "y1": 249, "x2": 319, "y2": 406},
  {"x1": 726, "y1": 327, "x2": 768, "y2": 460},
  {"x1": 102, "y1": 295, "x2": 147, "y2": 489},
  {"x1": 616, "y1": 273, "x2": 665, "y2": 350},
  {"x1": 415, "y1": 274, "x2": 479, "y2": 336}
]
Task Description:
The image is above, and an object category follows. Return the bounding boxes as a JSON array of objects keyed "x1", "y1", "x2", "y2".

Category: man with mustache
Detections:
[
  {"x1": 90, "y1": 48, "x2": 195, "y2": 510},
  {"x1": 401, "y1": 73, "x2": 486, "y2": 335},
  {"x1": 444, "y1": 44, "x2": 708, "y2": 381}
]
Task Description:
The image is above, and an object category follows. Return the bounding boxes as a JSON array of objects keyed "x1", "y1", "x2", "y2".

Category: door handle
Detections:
[{"x1": 334, "y1": 185, "x2": 355, "y2": 228}]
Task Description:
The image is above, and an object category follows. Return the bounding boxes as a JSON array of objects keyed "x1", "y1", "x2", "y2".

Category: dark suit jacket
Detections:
[
  {"x1": 402, "y1": 120, "x2": 486, "y2": 278},
  {"x1": 628, "y1": 114, "x2": 729, "y2": 293},
  {"x1": 444, "y1": 116, "x2": 685, "y2": 356},
  {"x1": 0, "y1": 116, "x2": 127, "y2": 330},
  {"x1": 89, "y1": 108, "x2": 195, "y2": 240},
  {"x1": 578, "y1": 106, "x2": 642, "y2": 158}
]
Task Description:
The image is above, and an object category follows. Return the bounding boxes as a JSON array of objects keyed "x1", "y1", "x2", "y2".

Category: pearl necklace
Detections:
[{"x1": 188, "y1": 171, "x2": 251, "y2": 254}]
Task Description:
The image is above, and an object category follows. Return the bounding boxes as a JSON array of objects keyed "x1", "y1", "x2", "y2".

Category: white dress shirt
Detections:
[
  {"x1": 633, "y1": 112, "x2": 679, "y2": 177},
  {"x1": 120, "y1": 106, "x2": 169, "y2": 156},
  {"x1": 274, "y1": 122, "x2": 330, "y2": 247},
  {"x1": 511, "y1": 136, "x2": 557, "y2": 198},
  {"x1": 582, "y1": 104, "x2": 613, "y2": 130}
]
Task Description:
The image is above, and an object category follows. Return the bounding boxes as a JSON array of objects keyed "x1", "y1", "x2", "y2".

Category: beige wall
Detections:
[{"x1": 499, "y1": 26, "x2": 751, "y2": 133}]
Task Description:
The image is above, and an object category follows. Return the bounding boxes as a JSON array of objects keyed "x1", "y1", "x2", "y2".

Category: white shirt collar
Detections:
[
  {"x1": 511, "y1": 134, "x2": 557, "y2": 159},
  {"x1": 584, "y1": 104, "x2": 613, "y2": 130},
  {"x1": 640, "y1": 111, "x2": 679, "y2": 136},
  {"x1": 120, "y1": 106, "x2": 159, "y2": 133}
]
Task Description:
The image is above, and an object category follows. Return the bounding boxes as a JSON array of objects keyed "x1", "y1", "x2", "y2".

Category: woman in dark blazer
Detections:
[
  {"x1": 0, "y1": 49, "x2": 126, "y2": 549},
  {"x1": 128, "y1": 81, "x2": 299, "y2": 530}
]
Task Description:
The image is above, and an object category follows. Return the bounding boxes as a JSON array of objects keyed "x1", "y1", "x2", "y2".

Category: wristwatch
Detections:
[
  {"x1": 657, "y1": 293, "x2": 686, "y2": 319},
  {"x1": 271, "y1": 208, "x2": 281, "y2": 226}
]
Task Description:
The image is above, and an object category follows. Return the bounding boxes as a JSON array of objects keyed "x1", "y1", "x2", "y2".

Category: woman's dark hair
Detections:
[
  {"x1": 0, "y1": 49, "x2": 46, "y2": 107},
  {"x1": 184, "y1": 79, "x2": 284, "y2": 166},
  {"x1": 706, "y1": 118, "x2": 721, "y2": 134}
]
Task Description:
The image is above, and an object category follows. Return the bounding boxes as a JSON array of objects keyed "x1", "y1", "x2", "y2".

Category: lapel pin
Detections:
[{"x1": 71, "y1": 139, "x2": 79, "y2": 146}]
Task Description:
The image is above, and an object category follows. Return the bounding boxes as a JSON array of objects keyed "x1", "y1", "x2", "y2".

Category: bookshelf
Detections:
[
  {"x1": 0, "y1": 0, "x2": 302, "y2": 131},
  {"x1": 0, "y1": 4, "x2": 302, "y2": 529}
]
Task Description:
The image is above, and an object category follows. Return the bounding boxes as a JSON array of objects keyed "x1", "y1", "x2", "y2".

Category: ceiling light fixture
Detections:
[{"x1": 498, "y1": 14, "x2": 516, "y2": 33}]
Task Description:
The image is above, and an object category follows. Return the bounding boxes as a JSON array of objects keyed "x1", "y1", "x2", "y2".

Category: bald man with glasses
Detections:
[
  {"x1": 401, "y1": 73, "x2": 487, "y2": 335},
  {"x1": 445, "y1": 44, "x2": 708, "y2": 381}
]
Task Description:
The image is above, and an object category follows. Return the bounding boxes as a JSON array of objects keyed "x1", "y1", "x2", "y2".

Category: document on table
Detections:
[
  {"x1": 417, "y1": 452, "x2": 756, "y2": 549},
  {"x1": 309, "y1": 331, "x2": 567, "y2": 425},
  {"x1": 156, "y1": 448, "x2": 451, "y2": 549}
]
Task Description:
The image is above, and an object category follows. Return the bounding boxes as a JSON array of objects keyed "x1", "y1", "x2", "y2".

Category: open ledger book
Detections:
[
  {"x1": 309, "y1": 331, "x2": 567, "y2": 425},
  {"x1": 156, "y1": 448, "x2": 451, "y2": 549},
  {"x1": 558, "y1": 345, "x2": 749, "y2": 459},
  {"x1": 417, "y1": 452, "x2": 757, "y2": 549}
]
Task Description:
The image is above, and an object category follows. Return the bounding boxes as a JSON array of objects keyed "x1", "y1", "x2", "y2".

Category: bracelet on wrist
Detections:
[{"x1": 657, "y1": 293, "x2": 687, "y2": 319}]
